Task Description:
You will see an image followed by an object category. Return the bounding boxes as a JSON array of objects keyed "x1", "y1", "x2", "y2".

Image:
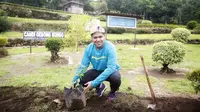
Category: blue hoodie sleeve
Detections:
[
  {"x1": 91, "y1": 47, "x2": 117, "y2": 87},
  {"x1": 73, "y1": 48, "x2": 90, "y2": 83}
]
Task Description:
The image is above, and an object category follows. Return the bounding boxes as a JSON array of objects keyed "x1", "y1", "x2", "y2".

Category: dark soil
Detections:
[{"x1": 0, "y1": 86, "x2": 200, "y2": 112}]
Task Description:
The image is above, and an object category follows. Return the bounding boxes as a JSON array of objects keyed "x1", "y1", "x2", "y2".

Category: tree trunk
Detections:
[
  {"x1": 161, "y1": 64, "x2": 175, "y2": 74},
  {"x1": 51, "y1": 51, "x2": 59, "y2": 62}
]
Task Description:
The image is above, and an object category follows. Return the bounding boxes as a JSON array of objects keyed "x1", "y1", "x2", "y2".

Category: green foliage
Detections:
[
  {"x1": 66, "y1": 15, "x2": 90, "y2": 51},
  {"x1": 45, "y1": 38, "x2": 64, "y2": 52},
  {"x1": 186, "y1": 69, "x2": 200, "y2": 93},
  {"x1": 137, "y1": 23, "x2": 185, "y2": 29},
  {"x1": 0, "y1": 37, "x2": 8, "y2": 46},
  {"x1": 107, "y1": 27, "x2": 126, "y2": 34},
  {"x1": 187, "y1": 20, "x2": 198, "y2": 29},
  {"x1": 98, "y1": 15, "x2": 106, "y2": 22},
  {"x1": 164, "y1": 79, "x2": 194, "y2": 93},
  {"x1": 137, "y1": 20, "x2": 142, "y2": 24},
  {"x1": 137, "y1": 20, "x2": 153, "y2": 25},
  {"x1": 0, "y1": 47, "x2": 8, "y2": 57},
  {"x1": 152, "y1": 41, "x2": 186, "y2": 66},
  {"x1": 0, "y1": 17, "x2": 11, "y2": 33},
  {"x1": 195, "y1": 11, "x2": 200, "y2": 22},
  {"x1": 141, "y1": 20, "x2": 153, "y2": 24},
  {"x1": 194, "y1": 24, "x2": 200, "y2": 30},
  {"x1": 12, "y1": 23, "x2": 67, "y2": 32},
  {"x1": 136, "y1": 28, "x2": 152, "y2": 34},
  {"x1": 0, "y1": 3, "x2": 70, "y2": 20},
  {"x1": 0, "y1": 9, "x2": 6, "y2": 16},
  {"x1": 171, "y1": 28, "x2": 191, "y2": 43},
  {"x1": 0, "y1": 37, "x2": 8, "y2": 57},
  {"x1": 45, "y1": 38, "x2": 64, "y2": 62}
]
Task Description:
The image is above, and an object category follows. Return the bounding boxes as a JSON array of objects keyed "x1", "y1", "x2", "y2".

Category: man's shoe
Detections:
[
  {"x1": 108, "y1": 92, "x2": 116, "y2": 101},
  {"x1": 96, "y1": 83, "x2": 107, "y2": 97}
]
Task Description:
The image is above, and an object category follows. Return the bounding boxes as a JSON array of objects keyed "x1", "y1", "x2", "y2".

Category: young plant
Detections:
[
  {"x1": 45, "y1": 37, "x2": 64, "y2": 62},
  {"x1": 66, "y1": 15, "x2": 90, "y2": 51},
  {"x1": 152, "y1": 41, "x2": 186, "y2": 73}
]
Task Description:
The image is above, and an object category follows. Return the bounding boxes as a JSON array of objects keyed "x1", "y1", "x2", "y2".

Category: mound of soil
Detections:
[{"x1": 0, "y1": 86, "x2": 200, "y2": 112}]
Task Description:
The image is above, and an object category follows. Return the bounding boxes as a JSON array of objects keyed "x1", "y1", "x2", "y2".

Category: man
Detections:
[{"x1": 73, "y1": 26, "x2": 121, "y2": 100}]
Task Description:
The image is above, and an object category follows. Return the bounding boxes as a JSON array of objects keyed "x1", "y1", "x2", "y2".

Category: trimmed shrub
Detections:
[
  {"x1": 98, "y1": 15, "x2": 106, "y2": 21},
  {"x1": 187, "y1": 20, "x2": 198, "y2": 29},
  {"x1": 125, "y1": 28, "x2": 171, "y2": 34},
  {"x1": 137, "y1": 20, "x2": 152, "y2": 24},
  {"x1": 0, "y1": 37, "x2": 8, "y2": 57},
  {"x1": 186, "y1": 69, "x2": 200, "y2": 93},
  {"x1": 0, "y1": 17, "x2": 11, "y2": 33},
  {"x1": 141, "y1": 20, "x2": 152, "y2": 24},
  {"x1": 136, "y1": 28, "x2": 152, "y2": 34},
  {"x1": 152, "y1": 28, "x2": 172, "y2": 34},
  {"x1": 171, "y1": 28, "x2": 191, "y2": 43},
  {"x1": 11, "y1": 23, "x2": 68, "y2": 32},
  {"x1": 137, "y1": 23, "x2": 185, "y2": 29},
  {"x1": 45, "y1": 38, "x2": 65, "y2": 62},
  {"x1": 152, "y1": 41, "x2": 186, "y2": 73},
  {"x1": 107, "y1": 27, "x2": 126, "y2": 34},
  {"x1": 0, "y1": 37, "x2": 8, "y2": 47},
  {"x1": 137, "y1": 20, "x2": 142, "y2": 24}
]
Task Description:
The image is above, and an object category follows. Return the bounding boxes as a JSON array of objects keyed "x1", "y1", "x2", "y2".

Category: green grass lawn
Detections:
[
  {"x1": 1, "y1": 31, "x2": 200, "y2": 40},
  {"x1": 107, "y1": 33, "x2": 200, "y2": 40},
  {"x1": 0, "y1": 31, "x2": 23, "y2": 38},
  {"x1": 0, "y1": 44, "x2": 199, "y2": 96}
]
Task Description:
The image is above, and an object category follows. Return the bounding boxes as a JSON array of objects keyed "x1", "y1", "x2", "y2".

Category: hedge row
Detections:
[
  {"x1": 5, "y1": 38, "x2": 200, "y2": 47},
  {"x1": 0, "y1": 3, "x2": 71, "y2": 20},
  {"x1": 137, "y1": 24, "x2": 185, "y2": 29},
  {"x1": 107, "y1": 27, "x2": 172, "y2": 34},
  {"x1": 0, "y1": 2, "x2": 65, "y2": 14},
  {"x1": 106, "y1": 27, "x2": 200, "y2": 34},
  {"x1": 11, "y1": 23, "x2": 68, "y2": 31}
]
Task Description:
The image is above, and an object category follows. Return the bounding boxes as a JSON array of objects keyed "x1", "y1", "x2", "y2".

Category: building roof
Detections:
[{"x1": 101, "y1": 12, "x2": 143, "y2": 19}]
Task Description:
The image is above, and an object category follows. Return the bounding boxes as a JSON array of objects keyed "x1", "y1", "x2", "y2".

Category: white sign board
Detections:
[
  {"x1": 107, "y1": 16, "x2": 137, "y2": 28},
  {"x1": 23, "y1": 31, "x2": 64, "y2": 40}
]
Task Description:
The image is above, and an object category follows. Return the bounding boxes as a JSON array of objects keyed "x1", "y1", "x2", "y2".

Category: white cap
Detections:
[{"x1": 90, "y1": 26, "x2": 105, "y2": 35}]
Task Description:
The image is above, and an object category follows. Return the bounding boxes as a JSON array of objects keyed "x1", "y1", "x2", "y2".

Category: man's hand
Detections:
[
  {"x1": 73, "y1": 81, "x2": 78, "y2": 88},
  {"x1": 84, "y1": 81, "x2": 93, "y2": 93}
]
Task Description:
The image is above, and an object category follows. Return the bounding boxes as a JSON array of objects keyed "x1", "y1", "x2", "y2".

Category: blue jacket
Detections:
[{"x1": 73, "y1": 40, "x2": 120, "y2": 87}]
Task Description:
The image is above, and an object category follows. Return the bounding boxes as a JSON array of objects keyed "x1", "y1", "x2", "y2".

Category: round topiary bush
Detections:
[
  {"x1": 171, "y1": 28, "x2": 191, "y2": 43},
  {"x1": 152, "y1": 41, "x2": 186, "y2": 73},
  {"x1": 141, "y1": 20, "x2": 152, "y2": 24},
  {"x1": 0, "y1": 37, "x2": 8, "y2": 47},
  {"x1": 0, "y1": 37, "x2": 8, "y2": 57},
  {"x1": 186, "y1": 69, "x2": 200, "y2": 93},
  {"x1": 45, "y1": 37, "x2": 65, "y2": 62},
  {"x1": 187, "y1": 20, "x2": 198, "y2": 29}
]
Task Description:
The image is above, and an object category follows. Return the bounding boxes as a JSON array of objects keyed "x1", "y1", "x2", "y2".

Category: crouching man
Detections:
[{"x1": 73, "y1": 26, "x2": 121, "y2": 100}]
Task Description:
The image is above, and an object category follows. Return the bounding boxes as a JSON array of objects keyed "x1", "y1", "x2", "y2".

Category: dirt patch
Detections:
[
  {"x1": 0, "y1": 86, "x2": 200, "y2": 112},
  {"x1": 125, "y1": 67, "x2": 191, "y2": 79}
]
